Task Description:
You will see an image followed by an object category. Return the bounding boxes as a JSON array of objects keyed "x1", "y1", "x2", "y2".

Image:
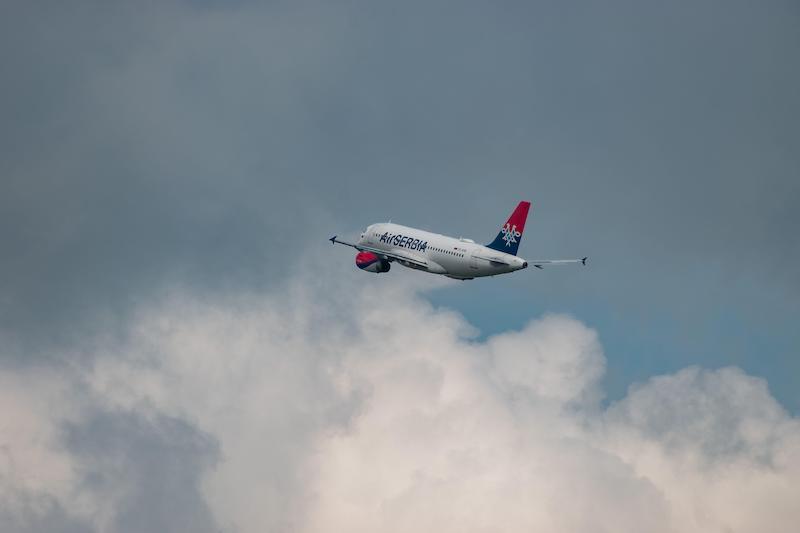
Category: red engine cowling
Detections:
[{"x1": 355, "y1": 251, "x2": 390, "y2": 273}]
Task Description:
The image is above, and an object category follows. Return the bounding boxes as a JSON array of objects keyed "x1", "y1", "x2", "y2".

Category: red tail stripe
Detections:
[{"x1": 506, "y1": 201, "x2": 531, "y2": 233}]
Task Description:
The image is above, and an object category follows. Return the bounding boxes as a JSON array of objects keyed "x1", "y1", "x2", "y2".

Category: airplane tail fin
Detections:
[{"x1": 486, "y1": 201, "x2": 531, "y2": 256}]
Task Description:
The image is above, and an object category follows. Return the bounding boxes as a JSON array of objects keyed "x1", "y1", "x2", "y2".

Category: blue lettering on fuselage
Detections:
[{"x1": 380, "y1": 232, "x2": 427, "y2": 252}]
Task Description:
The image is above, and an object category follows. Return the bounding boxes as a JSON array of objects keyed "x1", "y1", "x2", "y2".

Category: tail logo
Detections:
[{"x1": 500, "y1": 223, "x2": 521, "y2": 247}]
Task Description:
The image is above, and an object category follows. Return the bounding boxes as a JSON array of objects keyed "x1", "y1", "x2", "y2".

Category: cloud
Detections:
[
  {"x1": 602, "y1": 367, "x2": 800, "y2": 533},
  {"x1": 63, "y1": 411, "x2": 219, "y2": 533},
  {"x1": 0, "y1": 368, "x2": 90, "y2": 533},
  {"x1": 1, "y1": 273, "x2": 797, "y2": 532}
]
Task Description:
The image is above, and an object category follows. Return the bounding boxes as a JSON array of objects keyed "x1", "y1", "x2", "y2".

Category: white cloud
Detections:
[
  {"x1": 1, "y1": 273, "x2": 798, "y2": 532},
  {"x1": 0, "y1": 367, "x2": 95, "y2": 532}
]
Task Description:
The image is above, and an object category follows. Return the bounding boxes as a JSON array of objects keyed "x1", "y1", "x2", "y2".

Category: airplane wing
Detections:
[
  {"x1": 329, "y1": 235, "x2": 360, "y2": 250},
  {"x1": 529, "y1": 257, "x2": 588, "y2": 269},
  {"x1": 329, "y1": 236, "x2": 429, "y2": 269}
]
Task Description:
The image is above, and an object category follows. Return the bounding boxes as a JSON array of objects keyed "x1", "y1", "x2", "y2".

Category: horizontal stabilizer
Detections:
[{"x1": 529, "y1": 257, "x2": 588, "y2": 268}]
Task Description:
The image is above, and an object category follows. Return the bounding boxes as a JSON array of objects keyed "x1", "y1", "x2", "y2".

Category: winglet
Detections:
[
  {"x1": 329, "y1": 235, "x2": 337, "y2": 244},
  {"x1": 582, "y1": 256, "x2": 588, "y2": 266}
]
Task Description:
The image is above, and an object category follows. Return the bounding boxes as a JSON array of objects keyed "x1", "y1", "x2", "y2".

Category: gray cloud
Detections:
[
  {"x1": 64, "y1": 411, "x2": 219, "y2": 533},
  {"x1": 0, "y1": 494, "x2": 88, "y2": 533}
]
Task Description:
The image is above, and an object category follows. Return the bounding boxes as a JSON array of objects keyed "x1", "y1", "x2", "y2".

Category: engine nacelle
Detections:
[{"x1": 355, "y1": 251, "x2": 390, "y2": 273}]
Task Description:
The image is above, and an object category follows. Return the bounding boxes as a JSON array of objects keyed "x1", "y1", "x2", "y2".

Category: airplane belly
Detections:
[{"x1": 442, "y1": 258, "x2": 475, "y2": 277}]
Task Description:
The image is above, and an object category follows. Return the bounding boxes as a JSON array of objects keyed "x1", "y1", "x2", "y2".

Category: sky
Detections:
[{"x1": 1, "y1": 1, "x2": 798, "y2": 532}]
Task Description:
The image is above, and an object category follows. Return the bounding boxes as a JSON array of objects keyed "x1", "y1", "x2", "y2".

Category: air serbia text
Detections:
[{"x1": 379, "y1": 232, "x2": 428, "y2": 252}]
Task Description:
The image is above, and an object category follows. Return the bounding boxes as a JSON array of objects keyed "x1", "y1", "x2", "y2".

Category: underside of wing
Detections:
[
  {"x1": 329, "y1": 236, "x2": 433, "y2": 270},
  {"x1": 372, "y1": 247, "x2": 428, "y2": 268}
]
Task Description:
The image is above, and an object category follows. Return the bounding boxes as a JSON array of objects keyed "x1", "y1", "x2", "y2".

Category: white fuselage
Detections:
[{"x1": 358, "y1": 223, "x2": 528, "y2": 279}]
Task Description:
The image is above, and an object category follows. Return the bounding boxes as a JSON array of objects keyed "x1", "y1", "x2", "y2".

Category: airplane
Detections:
[{"x1": 329, "y1": 201, "x2": 586, "y2": 280}]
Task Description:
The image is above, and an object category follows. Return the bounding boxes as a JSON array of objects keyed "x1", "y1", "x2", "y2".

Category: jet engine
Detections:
[{"x1": 355, "y1": 251, "x2": 391, "y2": 273}]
